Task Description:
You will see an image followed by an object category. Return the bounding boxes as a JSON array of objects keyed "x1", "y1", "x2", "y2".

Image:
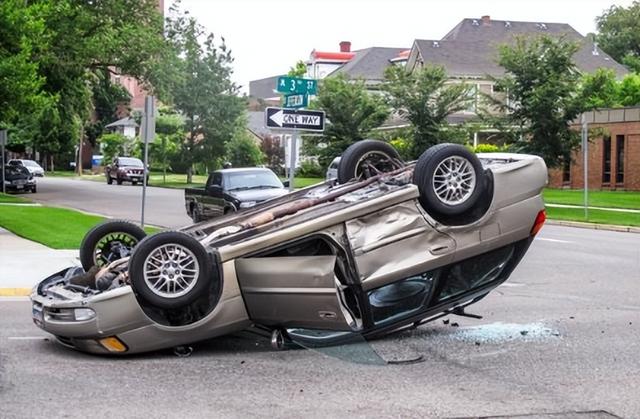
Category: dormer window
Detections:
[
  {"x1": 537, "y1": 23, "x2": 548, "y2": 30},
  {"x1": 432, "y1": 41, "x2": 440, "y2": 48},
  {"x1": 505, "y1": 21, "x2": 511, "y2": 28},
  {"x1": 472, "y1": 19, "x2": 479, "y2": 26}
]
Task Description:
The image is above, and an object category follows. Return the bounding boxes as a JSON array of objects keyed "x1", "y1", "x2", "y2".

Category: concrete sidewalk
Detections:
[{"x1": 0, "y1": 228, "x2": 78, "y2": 296}]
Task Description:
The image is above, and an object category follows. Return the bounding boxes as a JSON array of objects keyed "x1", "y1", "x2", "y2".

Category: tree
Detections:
[
  {"x1": 99, "y1": 133, "x2": 129, "y2": 163},
  {"x1": 225, "y1": 131, "x2": 264, "y2": 168},
  {"x1": 490, "y1": 36, "x2": 583, "y2": 168},
  {"x1": 151, "y1": 109, "x2": 184, "y2": 182},
  {"x1": 309, "y1": 74, "x2": 389, "y2": 167},
  {"x1": 261, "y1": 135, "x2": 285, "y2": 175},
  {"x1": 596, "y1": 1, "x2": 640, "y2": 72},
  {"x1": 288, "y1": 60, "x2": 307, "y2": 77},
  {"x1": 165, "y1": 7, "x2": 245, "y2": 182},
  {"x1": 618, "y1": 73, "x2": 640, "y2": 106},
  {"x1": 580, "y1": 68, "x2": 620, "y2": 110},
  {"x1": 383, "y1": 65, "x2": 472, "y2": 159}
]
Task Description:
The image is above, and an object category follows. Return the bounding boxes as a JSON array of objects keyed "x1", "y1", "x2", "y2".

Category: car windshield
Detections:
[
  {"x1": 22, "y1": 160, "x2": 40, "y2": 167},
  {"x1": 226, "y1": 170, "x2": 283, "y2": 190},
  {"x1": 5, "y1": 166, "x2": 28, "y2": 176},
  {"x1": 118, "y1": 158, "x2": 143, "y2": 167}
]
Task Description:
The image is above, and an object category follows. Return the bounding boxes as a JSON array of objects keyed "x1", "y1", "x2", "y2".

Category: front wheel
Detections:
[
  {"x1": 128, "y1": 231, "x2": 213, "y2": 309},
  {"x1": 79, "y1": 220, "x2": 147, "y2": 270},
  {"x1": 413, "y1": 143, "x2": 486, "y2": 217}
]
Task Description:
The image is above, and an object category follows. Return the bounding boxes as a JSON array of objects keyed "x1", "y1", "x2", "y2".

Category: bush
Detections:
[
  {"x1": 297, "y1": 160, "x2": 323, "y2": 177},
  {"x1": 225, "y1": 133, "x2": 264, "y2": 168}
]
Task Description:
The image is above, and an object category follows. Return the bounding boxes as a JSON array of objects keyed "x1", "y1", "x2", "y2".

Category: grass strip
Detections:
[
  {"x1": 545, "y1": 206, "x2": 640, "y2": 227},
  {"x1": 544, "y1": 188, "x2": 640, "y2": 210}
]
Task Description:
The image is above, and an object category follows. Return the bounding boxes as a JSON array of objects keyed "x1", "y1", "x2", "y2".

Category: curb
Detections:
[
  {"x1": 546, "y1": 219, "x2": 640, "y2": 234},
  {"x1": 0, "y1": 288, "x2": 32, "y2": 297}
]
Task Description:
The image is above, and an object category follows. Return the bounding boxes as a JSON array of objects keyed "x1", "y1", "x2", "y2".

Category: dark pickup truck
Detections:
[{"x1": 184, "y1": 167, "x2": 289, "y2": 222}]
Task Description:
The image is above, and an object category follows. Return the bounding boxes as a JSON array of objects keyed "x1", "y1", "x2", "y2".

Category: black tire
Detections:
[
  {"x1": 132, "y1": 180, "x2": 138, "y2": 186},
  {"x1": 128, "y1": 231, "x2": 213, "y2": 309},
  {"x1": 31, "y1": 186, "x2": 36, "y2": 193},
  {"x1": 190, "y1": 204, "x2": 202, "y2": 223},
  {"x1": 116, "y1": 177, "x2": 123, "y2": 185},
  {"x1": 107, "y1": 175, "x2": 113, "y2": 185},
  {"x1": 337, "y1": 139, "x2": 402, "y2": 184},
  {"x1": 79, "y1": 220, "x2": 147, "y2": 271},
  {"x1": 413, "y1": 143, "x2": 485, "y2": 216}
]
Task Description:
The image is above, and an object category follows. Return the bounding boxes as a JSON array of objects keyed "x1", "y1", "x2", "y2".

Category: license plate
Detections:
[
  {"x1": 14, "y1": 180, "x2": 26, "y2": 185},
  {"x1": 32, "y1": 305, "x2": 44, "y2": 326},
  {"x1": 16, "y1": 185, "x2": 24, "y2": 189}
]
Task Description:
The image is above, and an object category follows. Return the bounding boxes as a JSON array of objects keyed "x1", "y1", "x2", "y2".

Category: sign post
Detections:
[
  {"x1": 0, "y1": 130, "x2": 7, "y2": 194},
  {"x1": 141, "y1": 96, "x2": 156, "y2": 228},
  {"x1": 581, "y1": 113, "x2": 589, "y2": 220}
]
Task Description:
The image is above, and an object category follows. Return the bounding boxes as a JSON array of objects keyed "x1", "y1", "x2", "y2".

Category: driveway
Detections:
[{"x1": 30, "y1": 177, "x2": 192, "y2": 228}]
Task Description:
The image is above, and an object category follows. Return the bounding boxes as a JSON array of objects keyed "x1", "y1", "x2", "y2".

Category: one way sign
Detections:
[{"x1": 265, "y1": 107, "x2": 325, "y2": 132}]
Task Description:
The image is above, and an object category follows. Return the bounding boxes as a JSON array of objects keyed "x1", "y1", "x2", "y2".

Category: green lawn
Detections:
[
  {"x1": 544, "y1": 188, "x2": 640, "y2": 210},
  {"x1": 0, "y1": 205, "x2": 159, "y2": 249},
  {"x1": 286, "y1": 177, "x2": 325, "y2": 189},
  {"x1": 148, "y1": 172, "x2": 207, "y2": 189},
  {"x1": 545, "y1": 206, "x2": 640, "y2": 227},
  {"x1": 0, "y1": 192, "x2": 32, "y2": 204}
]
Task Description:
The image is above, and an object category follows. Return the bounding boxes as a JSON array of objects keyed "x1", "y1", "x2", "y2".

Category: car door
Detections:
[{"x1": 202, "y1": 172, "x2": 225, "y2": 219}]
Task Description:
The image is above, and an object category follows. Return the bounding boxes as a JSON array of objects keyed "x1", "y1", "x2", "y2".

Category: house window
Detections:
[
  {"x1": 465, "y1": 84, "x2": 478, "y2": 113},
  {"x1": 616, "y1": 135, "x2": 625, "y2": 184},
  {"x1": 562, "y1": 159, "x2": 571, "y2": 184},
  {"x1": 602, "y1": 136, "x2": 611, "y2": 184}
]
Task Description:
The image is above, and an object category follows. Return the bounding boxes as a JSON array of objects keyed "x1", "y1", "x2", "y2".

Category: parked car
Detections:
[
  {"x1": 31, "y1": 140, "x2": 547, "y2": 355},
  {"x1": 8, "y1": 159, "x2": 44, "y2": 177},
  {"x1": 184, "y1": 167, "x2": 289, "y2": 222},
  {"x1": 105, "y1": 157, "x2": 148, "y2": 185},
  {"x1": 2, "y1": 165, "x2": 37, "y2": 193},
  {"x1": 325, "y1": 156, "x2": 340, "y2": 181}
]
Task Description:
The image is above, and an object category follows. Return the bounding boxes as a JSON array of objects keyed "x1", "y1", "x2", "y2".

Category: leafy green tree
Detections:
[
  {"x1": 85, "y1": 70, "x2": 132, "y2": 145},
  {"x1": 309, "y1": 74, "x2": 389, "y2": 167},
  {"x1": 618, "y1": 73, "x2": 640, "y2": 106},
  {"x1": 288, "y1": 60, "x2": 308, "y2": 77},
  {"x1": 225, "y1": 131, "x2": 264, "y2": 168},
  {"x1": 490, "y1": 36, "x2": 583, "y2": 168},
  {"x1": 383, "y1": 65, "x2": 472, "y2": 158},
  {"x1": 261, "y1": 135, "x2": 285, "y2": 175},
  {"x1": 165, "y1": 7, "x2": 245, "y2": 181},
  {"x1": 580, "y1": 68, "x2": 620, "y2": 110},
  {"x1": 596, "y1": 1, "x2": 640, "y2": 72},
  {"x1": 99, "y1": 133, "x2": 129, "y2": 163},
  {"x1": 151, "y1": 110, "x2": 184, "y2": 182}
]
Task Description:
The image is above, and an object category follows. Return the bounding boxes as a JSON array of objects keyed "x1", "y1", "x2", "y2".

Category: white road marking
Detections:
[{"x1": 536, "y1": 237, "x2": 574, "y2": 244}]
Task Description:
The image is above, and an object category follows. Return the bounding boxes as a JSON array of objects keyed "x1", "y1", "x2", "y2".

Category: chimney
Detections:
[
  {"x1": 339, "y1": 41, "x2": 351, "y2": 53},
  {"x1": 481, "y1": 15, "x2": 491, "y2": 26}
]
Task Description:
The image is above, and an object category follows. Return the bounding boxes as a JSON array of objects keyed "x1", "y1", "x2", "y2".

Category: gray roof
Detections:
[
  {"x1": 330, "y1": 47, "x2": 408, "y2": 81},
  {"x1": 247, "y1": 111, "x2": 270, "y2": 139},
  {"x1": 414, "y1": 18, "x2": 628, "y2": 78},
  {"x1": 249, "y1": 76, "x2": 280, "y2": 100},
  {"x1": 104, "y1": 117, "x2": 138, "y2": 128}
]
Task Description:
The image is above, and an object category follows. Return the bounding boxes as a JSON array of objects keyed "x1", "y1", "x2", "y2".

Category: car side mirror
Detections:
[{"x1": 282, "y1": 180, "x2": 290, "y2": 188}]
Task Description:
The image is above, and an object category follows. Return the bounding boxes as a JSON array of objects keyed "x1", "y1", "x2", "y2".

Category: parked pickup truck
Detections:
[{"x1": 184, "y1": 167, "x2": 289, "y2": 222}]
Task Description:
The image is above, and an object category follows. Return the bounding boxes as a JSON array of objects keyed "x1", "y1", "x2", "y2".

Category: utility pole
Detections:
[
  {"x1": 581, "y1": 113, "x2": 589, "y2": 220},
  {"x1": 0, "y1": 130, "x2": 7, "y2": 194},
  {"x1": 141, "y1": 96, "x2": 156, "y2": 228}
]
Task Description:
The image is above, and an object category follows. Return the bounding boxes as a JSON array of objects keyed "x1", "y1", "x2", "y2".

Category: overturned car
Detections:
[{"x1": 31, "y1": 141, "x2": 547, "y2": 355}]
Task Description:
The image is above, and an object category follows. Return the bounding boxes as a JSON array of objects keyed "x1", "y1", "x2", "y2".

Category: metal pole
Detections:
[
  {"x1": 581, "y1": 113, "x2": 589, "y2": 220},
  {"x1": 288, "y1": 132, "x2": 296, "y2": 191},
  {"x1": 141, "y1": 140, "x2": 149, "y2": 228},
  {"x1": 141, "y1": 96, "x2": 155, "y2": 228},
  {"x1": 1, "y1": 130, "x2": 6, "y2": 194}
]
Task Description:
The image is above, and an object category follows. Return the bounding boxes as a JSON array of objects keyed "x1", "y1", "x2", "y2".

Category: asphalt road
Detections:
[
  {"x1": 30, "y1": 177, "x2": 192, "y2": 228},
  {"x1": 1, "y1": 225, "x2": 639, "y2": 418}
]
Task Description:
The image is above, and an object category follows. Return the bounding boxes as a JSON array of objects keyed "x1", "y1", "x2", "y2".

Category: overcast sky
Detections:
[{"x1": 177, "y1": 0, "x2": 634, "y2": 93}]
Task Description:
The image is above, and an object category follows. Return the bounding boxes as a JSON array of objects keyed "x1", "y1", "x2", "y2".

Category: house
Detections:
[
  {"x1": 104, "y1": 117, "x2": 138, "y2": 138},
  {"x1": 549, "y1": 107, "x2": 640, "y2": 191}
]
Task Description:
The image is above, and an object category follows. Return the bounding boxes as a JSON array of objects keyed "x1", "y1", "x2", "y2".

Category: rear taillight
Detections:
[{"x1": 530, "y1": 210, "x2": 546, "y2": 236}]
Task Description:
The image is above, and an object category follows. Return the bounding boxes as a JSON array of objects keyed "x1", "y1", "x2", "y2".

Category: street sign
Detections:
[
  {"x1": 282, "y1": 93, "x2": 308, "y2": 109},
  {"x1": 265, "y1": 107, "x2": 325, "y2": 132},
  {"x1": 141, "y1": 96, "x2": 156, "y2": 144},
  {"x1": 276, "y1": 76, "x2": 317, "y2": 95}
]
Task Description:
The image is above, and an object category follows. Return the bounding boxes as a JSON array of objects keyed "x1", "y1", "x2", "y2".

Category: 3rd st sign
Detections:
[{"x1": 265, "y1": 107, "x2": 325, "y2": 132}]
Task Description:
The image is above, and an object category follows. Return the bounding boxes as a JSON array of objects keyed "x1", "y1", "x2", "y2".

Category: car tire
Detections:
[
  {"x1": 191, "y1": 204, "x2": 203, "y2": 223},
  {"x1": 107, "y1": 175, "x2": 113, "y2": 185},
  {"x1": 31, "y1": 186, "x2": 36, "y2": 193},
  {"x1": 79, "y1": 220, "x2": 147, "y2": 271},
  {"x1": 116, "y1": 177, "x2": 123, "y2": 185},
  {"x1": 337, "y1": 140, "x2": 402, "y2": 184},
  {"x1": 128, "y1": 231, "x2": 213, "y2": 309},
  {"x1": 132, "y1": 180, "x2": 138, "y2": 186},
  {"x1": 413, "y1": 143, "x2": 486, "y2": 216}
]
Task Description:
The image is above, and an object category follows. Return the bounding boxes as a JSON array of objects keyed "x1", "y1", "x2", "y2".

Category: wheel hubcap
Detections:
[
  {"x1": 143, "y1": 244, "x2": 200, "y2": 298},
  {"x1": 432, "y1": 156, "x2": 476, "y2": 205}
]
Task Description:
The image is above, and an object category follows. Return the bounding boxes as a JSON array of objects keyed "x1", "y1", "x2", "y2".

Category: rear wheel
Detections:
[
  {"x1": 128, "y1": 231, "x2": 213, "y2": 309},
  {"x1": 79, "y1": 220, "x2": 147, "y2": 270},
  {"x1": 190, "y1": 204, "x2": 203, "y2": 223},
  {"x1": 116, "y1": 177, "x2": 123, "y2": 185},
  {"x1": 413, "y1": 143, "x2": 486, "y2": 217},
  {"x1": 337, "y1": 140, "x2": 402, "y2": 184},
  {"x1": 107, "y1": 174, "x2": 113, "y2": 185}
]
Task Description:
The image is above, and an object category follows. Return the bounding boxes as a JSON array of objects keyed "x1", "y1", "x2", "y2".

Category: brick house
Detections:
[{"x1": 549, "y1": 107, "x2": 640, "y2": 191}]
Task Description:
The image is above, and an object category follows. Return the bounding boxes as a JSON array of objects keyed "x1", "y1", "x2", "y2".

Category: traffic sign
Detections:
[
  {"x1": 276, "y1": 76, "x2": 317, "y2": 95},
  {"x1": 265, "y1": 107, "x2": 325, "y2": 132},
  {"x1": 282, "y1": 93, "x2": 308, "y2": 109}
]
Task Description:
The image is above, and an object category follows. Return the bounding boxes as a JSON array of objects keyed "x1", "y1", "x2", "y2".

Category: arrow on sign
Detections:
[{"x1": 269, "y1": 109, "x2": 284, "y2": 127}]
